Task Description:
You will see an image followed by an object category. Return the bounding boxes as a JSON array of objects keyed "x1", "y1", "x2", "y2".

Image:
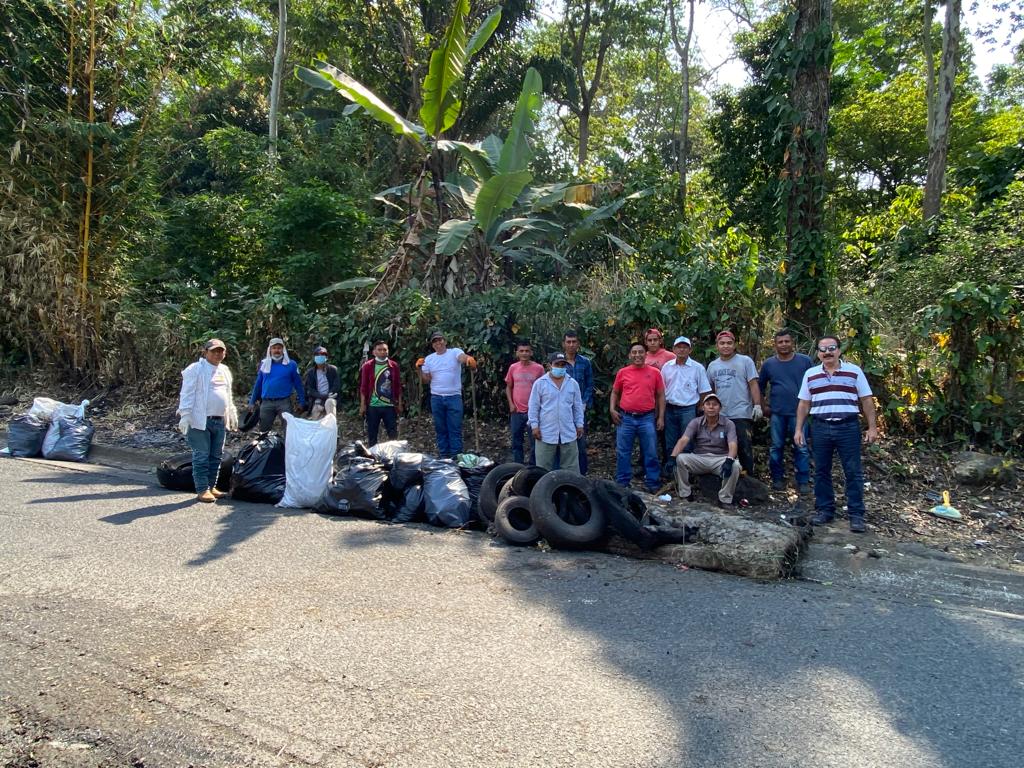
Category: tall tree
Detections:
[
  {"x1": 668, "y1": 0, "x2": 697, "y2": 208},
  {"x1": 923, "y1": 0, "x2": 962, "y2": 219},
  {"x1": 269, "y1": 0, "x2": 288, "y2": 161}
]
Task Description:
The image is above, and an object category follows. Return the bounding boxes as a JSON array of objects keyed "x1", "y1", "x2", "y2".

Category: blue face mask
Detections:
[
  {"x1": 550, "y1": 366, "x2": 567, "y2": 378},
  {"x1": 314, "y1": 355, "x2": 327, "y2": 365}
]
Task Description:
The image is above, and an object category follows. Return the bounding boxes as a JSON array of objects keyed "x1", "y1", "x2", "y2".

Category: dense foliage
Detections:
[{"x1": 1, "y1": 0, "x2": 1022, "y2": 450}]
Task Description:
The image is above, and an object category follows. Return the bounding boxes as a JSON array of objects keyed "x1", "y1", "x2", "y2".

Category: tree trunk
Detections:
[
  {"x1": 578, "y1": 105, "x2": 591, "y2": 169},
  {"x1": 269, "y1": 0, "x2": 287, "y2": 161},
  {"x1": 783, "y1": 0, "x2": 833, "y2": 338},
  {"x1": 923, "y1": 0, "x2": 961, "y2": 220},
  {"x1": 669, "y1": 0, "x2": 696, "y2": 210}
]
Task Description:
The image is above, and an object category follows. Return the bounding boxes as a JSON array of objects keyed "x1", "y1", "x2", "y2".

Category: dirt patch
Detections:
[{"x1": 1, "y1": 380, "x2": 1021, "y2": 571}]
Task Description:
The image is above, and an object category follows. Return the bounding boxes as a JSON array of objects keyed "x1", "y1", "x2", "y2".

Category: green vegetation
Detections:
[{"x1": 1, "y1": 0, "x2": 1021, "y2": 450}]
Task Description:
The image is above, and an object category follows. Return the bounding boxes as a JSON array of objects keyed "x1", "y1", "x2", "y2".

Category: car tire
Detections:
[
  {"x1": 529, "y1": 470, "x2": 605, "y2": 549},
  {"x1": 478, "y1": 462, "x2": 525, "y2": 523},
  {"x1": 494, "y1": 495, "x2": 540, "y2": 545},
  {"x1": 509, "y1": 465, "x2": 548, "y2": 497},
  {"x1": 590, "y1": 479, "x2": 659, "y2": 550}
]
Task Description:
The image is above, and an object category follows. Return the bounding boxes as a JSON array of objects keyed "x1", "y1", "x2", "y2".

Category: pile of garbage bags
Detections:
[{"x1": 3, "y1": 397, "x2": 94, "y2": 462}]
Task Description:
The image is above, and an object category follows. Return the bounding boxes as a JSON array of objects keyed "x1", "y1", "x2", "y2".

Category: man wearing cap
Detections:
[
  {"x1": 561, "y1": 330, "x2": 594, "y2": 473},
  {"x1": 528, "y1": 353, "x2": 584, "y2": 473},
  {"x1": 660, "y1": 335, "x2": 712, "y2": 478},
  {"x1": 417, "y1": 331, "x2": 477, "y2": 458},
  {"x1": 247, "y1": 337, "x2": 306, "y2": 433},
  {"x1": 304, "y1": 345, "x2": 340, "y2": 419},
  {"x1": 669, "y1": 393, "x2": 739, "y2": 508},
  {"x1": 707, "y1": 330, "x2": 763, "y2": 476},
  {"x1": 759, "y1": 329, "x2": 814, "y2": 493},
  {"x1": 505, "y1": 341, "x2": 545, "y2": 463},
  {"x1": 643, "y1": 328, "x2": 675, "y2": 369},
  {"x1": 177, "y1": 339, "x2": 239, "y2": 503},
  {"x1": 359, "y1": 340, "x2": 403, "y2": 445},
  {"x1": 795, "y1": 335, "x2": 878, "y2": 533},
  {"x1": 610, "y1": 342, "x2": 666, "y2": 493}
]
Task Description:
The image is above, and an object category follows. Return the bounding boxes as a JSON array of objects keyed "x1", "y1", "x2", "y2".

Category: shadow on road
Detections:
[{"x1": 185, "y1": 503, "x2": 305, "y2": 567}]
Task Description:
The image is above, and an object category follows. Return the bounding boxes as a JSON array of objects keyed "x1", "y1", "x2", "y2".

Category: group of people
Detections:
[{"x1": 176, "y1": 327, "x2": 878, "y2": 531}]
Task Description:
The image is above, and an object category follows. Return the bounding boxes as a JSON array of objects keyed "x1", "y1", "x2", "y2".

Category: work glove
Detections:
[
  {"x1": 721, "y1": 457, "x2": 735, "y2": 479},
  {"x1": 178, "y1": 416, "x2": 190, "y2": 436},
  {"x1": 752, "y1": 404, "x2": 764, "y2": 421},
  {"x1": 466, "y1": 355, "x2": 478, "y2": 369},
  {"x1": 415, "y1": 357, "x2": 426, "y2": 368}
]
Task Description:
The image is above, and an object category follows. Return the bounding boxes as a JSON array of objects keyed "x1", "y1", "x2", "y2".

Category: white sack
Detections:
[{"x1": 276, "y1": 400, "x2": 338, "y2": 509}]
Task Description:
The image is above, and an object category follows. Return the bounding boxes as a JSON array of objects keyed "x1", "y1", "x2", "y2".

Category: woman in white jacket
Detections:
[{"x1": 177, "y1": 338, "x2": 239, "y2": 502}]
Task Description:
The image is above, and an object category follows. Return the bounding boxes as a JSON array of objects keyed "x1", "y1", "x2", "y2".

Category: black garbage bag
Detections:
[
  {"x1": 43, "y1": 416, "x2": 95, "y2": 462},
  {"x1": 422, "y1": 460, "x2": 472, "y2": 528},
  {"x1": 314, "y1": 458, "x2": 388, "y2": 518},
  {"x1": 6, "y1": 414, "x2": 48, "y2": 457},
  {"x1": 230, "y1": 433, "x2": 286, "y2": 503},
  {"x1": 368, "y1": 440, "x2": 410, "y2": 465},
  {"x1": 459, "y1": 464, "x2": 493, "y2": 521},
  {"x1": 389, "y1": 452, "x2": 427, "y2": 492},
  {"x1": 156, "y1": 451, "x2": 236, "y2": 492},
  {"x1": 378, "y1": 480, "x2": 406, "y2": 520},
  {"x1": 335, "y1": 440, "x2": 373, "y2": 467},
  {"x1": 392, "y1": 485, "x2": 425, "y2": 524}
]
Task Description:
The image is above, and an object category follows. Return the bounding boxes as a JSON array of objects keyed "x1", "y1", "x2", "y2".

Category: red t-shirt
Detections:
[
  {"x1": 645, "y1": 349, "x2": 675, "y2": 369},
  {"x1": 613, "y1": 365, "x2": 665, "y2": 413},
  {"x1": 504, "y1": 361, "x2": 545, "y2": 412}
]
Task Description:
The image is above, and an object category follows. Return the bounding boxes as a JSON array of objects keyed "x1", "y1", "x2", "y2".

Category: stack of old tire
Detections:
[{"x1": 478, "y1": 464, "x2": 604, "y2": 548}]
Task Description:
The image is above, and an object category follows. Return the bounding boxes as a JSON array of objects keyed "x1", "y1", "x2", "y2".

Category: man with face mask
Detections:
[
  {"x1": 359, "y1": 340, "x2": 403, "y2": 445},
  {"x1": 303, "y1": 345, "x2": 340, "y2": 419},
  {"x1": 247, "y1": 337, "x2": 306, "y2": 433},
  {"x1": 528, "y1": 353, "x2": 584, "y2": 473}
]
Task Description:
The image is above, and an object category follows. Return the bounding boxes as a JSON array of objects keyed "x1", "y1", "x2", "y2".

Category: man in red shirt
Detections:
[
  {"x1": 643, "y1": 327, "x2": 676, "y2": 369},
  {"x1": 504, "y1": 341, "x2": 545, "y2": 463},
  {"x1": 610, "y1": 342, "x2": 666, "y2": 492}
]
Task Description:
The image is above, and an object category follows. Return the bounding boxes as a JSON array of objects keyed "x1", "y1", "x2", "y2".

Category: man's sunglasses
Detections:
[{"x1": 817, "y1": 344, "x2": 839, "y2": 353}]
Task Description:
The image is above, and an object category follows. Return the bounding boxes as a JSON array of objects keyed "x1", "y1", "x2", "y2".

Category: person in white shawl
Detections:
[{"x1": 177, "y1": 338, "x2": 239, "y2": 503}]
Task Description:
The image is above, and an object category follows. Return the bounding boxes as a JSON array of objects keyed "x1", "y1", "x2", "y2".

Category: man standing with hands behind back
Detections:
[{"x1": 561, "y1": 330, "x2": 594, "y2": 473}]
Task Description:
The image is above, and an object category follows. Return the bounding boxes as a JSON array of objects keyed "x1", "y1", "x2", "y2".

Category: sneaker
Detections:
[
  {"x1": 716, "y1": 499, "x2": 735, "y2": 510},
  {"x1": 797, "y1": 483, "x2": 812, "y2": 495},
  {"x1": 810, "y1": 511, "x2": 834, "y2": 526},
  {"x1": 849, "y1": 518, "x2": 867, "y2": 533},
  {"x1": 196, "y1": 490, "x2": 217, "y2": 503},
  {"x1": 210, "y1": 488, "x2": 227, "y2": 499},
  {"x1": 771, "y1": 479, "x2": 786, "y2": 492}
]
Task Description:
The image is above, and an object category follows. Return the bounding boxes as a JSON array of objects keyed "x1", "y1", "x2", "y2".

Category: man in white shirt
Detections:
[
  {"x1": 177, "y1": 338, "x2": 239, "y2": 503},
  {"x1": 417, "y1": 331, "x2": 477, "y2": 458},
  {"x1": 660, "y1": 335, "x2": 712, "y2": 478}
]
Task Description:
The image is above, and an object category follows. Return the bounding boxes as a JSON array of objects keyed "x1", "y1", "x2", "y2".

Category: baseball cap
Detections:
[
  {"x1": 314, "y1": 345, "x2": 328, "y2": 355},
  {"x1": 548, "y1": 352, "x2": 568, "y2": 364},
  {"x1": 204, "y1": 338, "x2": 226, "y2": 351},
  {"x1": 673, "y1": 336, "x2": 691, "y2": 347},
  {"x1": 716, "y1": 330, "x2": 735, "y2": 342},
  {"x1": 703, "y1": 393, "x2": 722, "y2": 405},
  {"x1": 268, "y1": 337, "x2": 285, "y2": 347},
  {"x1": 645, "y1": 327, "x2": 663, "y2": 338},
  {"x1": 429, "y1": 331, "x2": 445, "y2": 342}
]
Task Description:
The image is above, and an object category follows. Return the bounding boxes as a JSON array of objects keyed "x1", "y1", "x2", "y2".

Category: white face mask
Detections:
[
  {"x1": 375, "y1": 356, "x2": 388, "y2": 363},
  {"x1": 271, "y1": 353, "x2": 284, "y2": 362}
]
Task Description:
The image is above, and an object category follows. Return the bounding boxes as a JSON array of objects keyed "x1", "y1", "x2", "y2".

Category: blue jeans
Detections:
[
  {"x1": 187, "y1": 416, "x2": 226, "y2": 493},
  {"x1": 663, "y1": 403, "x2": 697, "y2": 477},
  {"x1": 810, "y1": 418, "x2": 865, "y2": 519},
  {"x1": 430, "y1": 394, "x2": 463, "y2": 457},
  {"x1": 770, "y1": 413, "x2": 810, "y2": 484},
  {"x1": 509, "y1": 411, "x2": 535, "y2": 464},
  {"x1": 615, "y1": 412, "x2": 660, "y2": 489}
]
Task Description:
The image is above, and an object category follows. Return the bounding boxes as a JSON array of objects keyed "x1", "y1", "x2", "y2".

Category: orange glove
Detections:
[
  {"x1": 466, "y1": 355, "x2": 478, "y2": 369},
  {"x1": 415, "y1": 357, "x2": 426, "y2": 368}
]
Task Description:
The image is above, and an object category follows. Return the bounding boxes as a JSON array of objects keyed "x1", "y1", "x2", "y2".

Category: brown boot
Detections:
[
  {"x1": 209, "y1": 488, "x2": 227, "y2": 499},
  {"x1": 196, "y1": 490, "x2": 217, "y2": 503}
]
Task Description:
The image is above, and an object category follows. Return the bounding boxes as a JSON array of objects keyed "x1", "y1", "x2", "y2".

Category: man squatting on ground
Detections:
[
  {"x1": 177, "y1": 338, "x2": 239, "y2": 503},
  {"x1": 247, "y1": 337, "x2": 306, "y2": 433},
  {"x1": 561, "y1": 330, "x2": 594, "y2": 474},
  {"x1": 795, "y1": 335, "x2": 878, "y2": 533},
  {"x1": 505, "y1": 341, "x2": 545, "y2": 464},
  {"x1": 758, "y1": 329, "x2": 813, "y2": 493},
  {"x1": 528, "y1": 352, "x2": 584, "y2": 473},
  {"x1": 303, "y1": 345, "x2": 339, "y2": 420},
  {"x1": 359, "y1": 340, "x2": 402, "y2": 446},
  {"x1": 659, "y1": 335, "x2": 712, "y2": 479},
  {"x1": 417, "y1": 331, "x2": 477, "y2": 458},
  {"x1": 669, "y1": 392, "x2": 739, "y2": 508},
  {"x1": 610, "y1": 342, "x2": 666, "y2": 493},
  {"x1": 706, "y1": 330, "x2": 763, "y2": 476}
]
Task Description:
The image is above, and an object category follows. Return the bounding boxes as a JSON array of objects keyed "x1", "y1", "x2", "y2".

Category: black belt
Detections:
[
  {"x1": 262, "y1": 397, "x2": 290, "y2": 402},
  {"x1": 666, "y1": 402, "x2": 695, "y2": 409},
  {"x1": 208, "y1": 416, "x2": 224, "y2": 421},
  {"x1": 622, "y1": 409, "x2": 654, "y2": 418}
]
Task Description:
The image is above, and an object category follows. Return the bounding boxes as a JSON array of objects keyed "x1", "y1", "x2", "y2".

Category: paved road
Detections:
[{"x1": 1, "y1": 457, "x2": 1022, "y2": 768}]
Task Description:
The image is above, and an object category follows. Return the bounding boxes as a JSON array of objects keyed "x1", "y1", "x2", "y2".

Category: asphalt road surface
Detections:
[{"x1": 1, "y1": 457, "x2": 1022, "y2": 768}]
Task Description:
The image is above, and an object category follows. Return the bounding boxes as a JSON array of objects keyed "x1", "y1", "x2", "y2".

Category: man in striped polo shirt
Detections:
[{"x1": 794, "y1": 335, "x2": 878, "y2": 532}]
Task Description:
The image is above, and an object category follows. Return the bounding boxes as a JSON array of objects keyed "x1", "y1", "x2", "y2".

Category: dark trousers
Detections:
[
  {"x1": 366, "y1": 405, "x2": 398, "y2": 446},
  {"x1": 811, "y1": 418, "x2": 865, "y2": 520},
  {"x1": 663, "y1": 403, "x2": 697, "y2": 477},
  {"x1": 733, "y1": 418, "x2": 754, "y2": 476},
  {"x1": 509, "y1": 411, "x2": 535, "y2": 464},
  {"x1": 259, "y1": 397, "x2": 292, "y2": 433}
]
